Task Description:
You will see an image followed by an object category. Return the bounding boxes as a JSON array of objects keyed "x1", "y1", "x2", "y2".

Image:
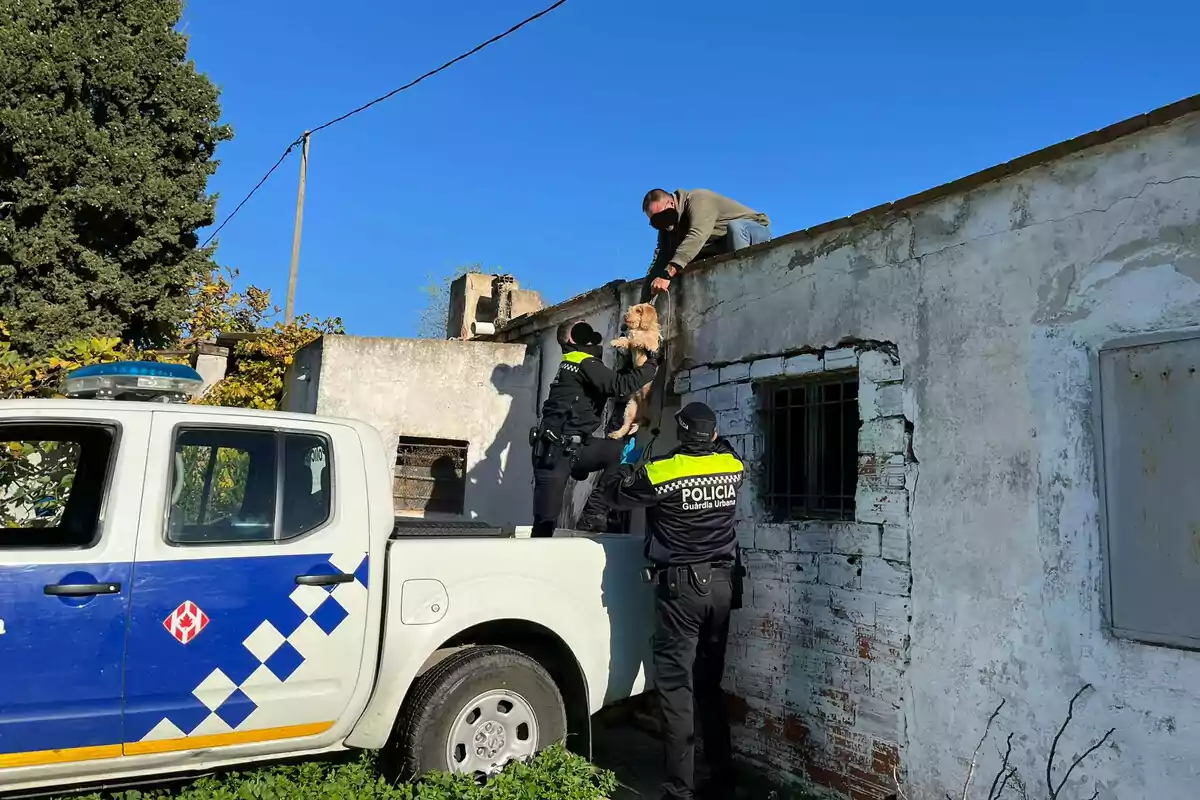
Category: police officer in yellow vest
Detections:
[
  {"x1": 530, "y1": 319, "x2": 659, "y2": 538},
  {"x1": 601, "y1": 401, "x2": 744, "y2": 800}
]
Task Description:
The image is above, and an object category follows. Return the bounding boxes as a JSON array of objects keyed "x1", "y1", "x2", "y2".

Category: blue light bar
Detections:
[
  {"x1": 63, "y1": 361, "x2": 204, "y2": 403},
  {"x1": 68, "y1": 362, "x2": 203, "y2": 381}
]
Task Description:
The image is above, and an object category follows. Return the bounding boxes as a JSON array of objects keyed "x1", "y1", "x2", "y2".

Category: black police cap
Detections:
[
  {"x1": 570, "y1": 322, "x2": 602, "y2": 346},
  {"x1": 676, "y1": 401, "x2": 717, "y2": 438}
]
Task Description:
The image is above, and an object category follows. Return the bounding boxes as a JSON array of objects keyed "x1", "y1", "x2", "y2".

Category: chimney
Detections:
[{"x1": 447, "y1": 273, "x2": 543, "y2": 339}]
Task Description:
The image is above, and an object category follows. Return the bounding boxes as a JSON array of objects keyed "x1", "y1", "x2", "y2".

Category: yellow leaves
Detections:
[
  {"x1": 0, "y1": 318, "x2": 152, "y2": 399},
  {"x1": 0, "y1": 265, "x2": 342, "y2": 408}
]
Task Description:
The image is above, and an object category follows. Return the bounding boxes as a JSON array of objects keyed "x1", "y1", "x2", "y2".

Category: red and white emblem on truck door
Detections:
[{"x1": 163, "y1": 601, "x2": 209, "y2": 645}]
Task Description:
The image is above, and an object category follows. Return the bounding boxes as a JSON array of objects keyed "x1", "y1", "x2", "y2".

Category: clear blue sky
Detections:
[{"x1": 182, "y1": 1, "x2": 1200, "y2": 338}]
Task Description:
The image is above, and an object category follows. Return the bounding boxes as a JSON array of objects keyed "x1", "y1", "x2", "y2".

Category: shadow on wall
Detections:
[
  {"x1": 425, "y1": 455, "x2": 464, "y2": 515},
  {"x1": 463, "y1": 359, "x2": 538, "y2": 525}
]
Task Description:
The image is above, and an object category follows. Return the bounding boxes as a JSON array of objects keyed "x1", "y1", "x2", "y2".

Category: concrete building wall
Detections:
[
  {"x1": 494, "y1": 105, "x2": 1200, "y2": 798},
  {"x1": 192, "y1": 342, "x2": 231, "y2": 395},
  {"x1": 681, "y1": 110, "x2": 1200, "y2": 800},
  {"x1": 670, "y1": 346, "x2": 914, "y2": 799},
  {"x1": 283, "y1": 335, "x2": 539, "y2": 528}
]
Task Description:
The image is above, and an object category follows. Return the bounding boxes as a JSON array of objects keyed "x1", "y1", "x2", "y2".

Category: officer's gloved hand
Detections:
[{"x1": 620, "y1": 437, "x2": 642, "y2": 465}]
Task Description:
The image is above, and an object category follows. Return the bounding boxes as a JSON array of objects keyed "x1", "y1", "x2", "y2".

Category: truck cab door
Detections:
[
  {"x1": 0, "y1": 412, "x2": 147, "y2": 773},
  {"x1": 122, "y1": 414, "x2": 372, "y2": 758}
]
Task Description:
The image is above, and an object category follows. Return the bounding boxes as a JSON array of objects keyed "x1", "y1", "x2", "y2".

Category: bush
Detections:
[{"x1": 57, "y1": 746, "x2": 617, "y2": 800}]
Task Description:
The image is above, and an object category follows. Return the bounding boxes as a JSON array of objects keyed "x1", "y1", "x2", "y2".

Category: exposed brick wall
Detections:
[{"x1": 674, "y1": 345, "x2": 914, "y2": 799}]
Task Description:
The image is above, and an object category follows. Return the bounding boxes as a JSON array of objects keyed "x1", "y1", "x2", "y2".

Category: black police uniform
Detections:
[
  {"x1": 602, "y1": 403, "x2": 744, "y2": 800},
  {"x1": 530, "y1": 332, "x2": 658, "y2": 537}
]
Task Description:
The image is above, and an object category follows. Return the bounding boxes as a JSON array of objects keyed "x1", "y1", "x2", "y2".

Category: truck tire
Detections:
[{"x1": 386, "y1": 645, "x2": 568, "y2": 782}]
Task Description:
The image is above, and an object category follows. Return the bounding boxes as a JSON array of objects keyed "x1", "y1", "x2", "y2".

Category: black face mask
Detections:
[{"x1": 649, "y1": 208, "x2": 679, "y2": 231}]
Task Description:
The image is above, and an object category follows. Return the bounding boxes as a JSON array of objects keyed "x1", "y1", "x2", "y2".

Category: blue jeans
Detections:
[{"x1": 725, "y1": 218, "x2": 772, "y2": 251}]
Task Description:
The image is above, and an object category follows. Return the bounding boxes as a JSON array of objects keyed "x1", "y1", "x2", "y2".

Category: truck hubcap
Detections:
[{"x1": 446, "y1": 690, "x2": 539, "y2": 777}]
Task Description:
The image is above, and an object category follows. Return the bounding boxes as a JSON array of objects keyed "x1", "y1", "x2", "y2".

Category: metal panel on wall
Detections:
[{"x1": 1100, "y1": 334, "x2": 1200, "y2": 648}]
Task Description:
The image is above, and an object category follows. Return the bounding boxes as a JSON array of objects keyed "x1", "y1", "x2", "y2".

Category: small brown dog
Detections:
[{"x1": 608, "y1": 302, "x2": 662, "y2": 439}]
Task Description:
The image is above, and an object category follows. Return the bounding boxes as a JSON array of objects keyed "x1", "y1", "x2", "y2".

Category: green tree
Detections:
[
  {"x1": 0, "y1": 0, "x2": 232, "y2": 357},
  {"x1": 417, "y1": 263, "x2": 483, "y2": 339}
]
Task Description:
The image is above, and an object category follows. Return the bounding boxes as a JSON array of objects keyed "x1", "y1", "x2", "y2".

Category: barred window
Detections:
[
  {"x1": 394, "y1": 436, "x2": 468, "y2": 515},
  {"x1": 763, "y1": 373, "x2": 859, "y2": 521}
]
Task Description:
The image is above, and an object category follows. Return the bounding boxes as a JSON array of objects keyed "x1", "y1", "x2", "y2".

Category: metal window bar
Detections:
[
  {"x1": 763, "y1": 373, "x2": 860, "y2": 521},
  {"x1": 394, "y1": 436, "x2": 468, "y2": 514}
]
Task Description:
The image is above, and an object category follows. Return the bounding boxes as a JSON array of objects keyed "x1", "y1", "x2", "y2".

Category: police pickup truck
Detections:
[{"x1": 0, "y1": 362, "x2": 654, "y2": 795}]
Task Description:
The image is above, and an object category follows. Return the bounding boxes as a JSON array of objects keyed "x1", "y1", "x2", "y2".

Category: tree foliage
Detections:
[
  {"x1": 417, "y1": 263, "x2": 484, "y2": 339},
  {"x1": 190, "y1": 267, "x2": 344, "y2": 410},
  {"x1": 0, "y1": 318, "x2": 145, "y2": 399},
  {"x1": 0, "y1": 0, "x2": 232, "y2": 357},
  {"x1": 0, "y1": 267, "x2": 342, "y2": 408},
  {"x1": 199, "y1": 311, "x2": 344, "y2": 410},
  {"x1": 182, "y1": 266, "x2": 273, "y2": 343}
]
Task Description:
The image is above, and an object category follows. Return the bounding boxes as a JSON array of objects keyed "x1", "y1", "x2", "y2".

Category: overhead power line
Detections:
[
  {"x1": 202, "y1": 139, "x2": 302, "y2": 248},
  {"x1": 308, "y1": 0, "x2": 568, "y2": 135},
  {"x1": 201, "y1": 0, "x2": 570, "y2": 248}
]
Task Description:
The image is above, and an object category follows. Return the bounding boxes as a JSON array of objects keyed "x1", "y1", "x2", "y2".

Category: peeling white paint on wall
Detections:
[{"x1": 663, "y1": 112, "x2": 1200, "y2": 800}]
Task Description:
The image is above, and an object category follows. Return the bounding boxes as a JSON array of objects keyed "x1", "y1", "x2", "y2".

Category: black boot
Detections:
[
  {"x1": 575, "y1": 488, "x2": 612, "y2": 532},
  {"x1": 574, "y1": 509, "x2": 609, "y2": 533}
]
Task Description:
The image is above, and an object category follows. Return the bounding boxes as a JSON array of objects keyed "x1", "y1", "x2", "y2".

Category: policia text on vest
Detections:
[
  {"x1": 530, "y1": 327, "x2": 658, "y2": 538},
  {"x1": 600, "y1": 402, "x2": 745, "y2": 799}
]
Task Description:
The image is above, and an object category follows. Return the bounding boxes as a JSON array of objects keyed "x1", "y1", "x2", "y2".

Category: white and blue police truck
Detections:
[{"x1": 0, "y1": 362, "x2": 654, "y2": 795}]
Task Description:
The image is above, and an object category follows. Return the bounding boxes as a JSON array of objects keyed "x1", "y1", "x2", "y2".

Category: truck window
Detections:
[
  {"x1": 167, "y1": 427, "x2": 331, "y2": 545},
  {"x1": 282, "y1": 433, "x2": 332, "y2": 538},
  {"x1": 0, "y1": 423, "x2": 116, "y2": 549}
]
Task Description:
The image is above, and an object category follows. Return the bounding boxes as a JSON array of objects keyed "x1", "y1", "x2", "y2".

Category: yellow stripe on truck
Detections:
[
  {"x1": 124, "y1": 721, "x2": 335, "y2": 756},
  {"x1": 0, "y1": 743, "x2": 122, "y2": 768},
  {"x1": 0, "y1": 721, "x2": 335, "y2": 766}
]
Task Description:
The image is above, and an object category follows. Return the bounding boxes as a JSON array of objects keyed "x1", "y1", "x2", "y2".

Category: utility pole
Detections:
[{"x1": 285, "y1": 131, "x2": 310, "y2": 325}]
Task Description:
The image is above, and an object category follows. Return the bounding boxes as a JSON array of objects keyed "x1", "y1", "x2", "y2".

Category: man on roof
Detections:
[{"x1": 640, "y1": 188, "x2": 771, "y2": 302}]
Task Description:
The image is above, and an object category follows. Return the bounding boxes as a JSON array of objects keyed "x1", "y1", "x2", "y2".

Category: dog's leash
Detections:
[{"x1": 624, "y1": 289, "x2": 673, "y2": 468}]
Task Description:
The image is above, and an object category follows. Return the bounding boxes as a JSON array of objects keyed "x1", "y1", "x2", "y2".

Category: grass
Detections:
[{"x1": 56, "y1": 745, "x2": 618, "y2": 800}]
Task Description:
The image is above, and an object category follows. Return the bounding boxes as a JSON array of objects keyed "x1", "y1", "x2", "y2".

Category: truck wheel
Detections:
[{"x1": 388, "y1": 645, "x2": 568, "y2": 782}]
